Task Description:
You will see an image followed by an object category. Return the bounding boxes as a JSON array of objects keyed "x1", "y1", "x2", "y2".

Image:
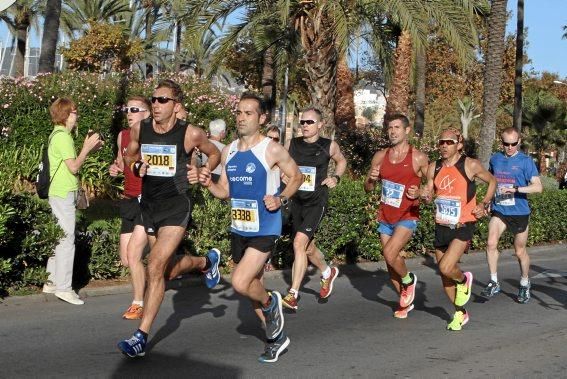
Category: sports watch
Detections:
[{"x1": 279, "y1": 195, "x2": 289, "y2": 206}]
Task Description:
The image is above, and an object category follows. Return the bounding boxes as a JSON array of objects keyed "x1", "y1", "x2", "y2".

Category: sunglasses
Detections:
[
  {"x1": 151, "y1": 96, "x2": 176, "y2": 104},
  {"x1": 122, "y1": 106, "x2": 147, "y2": 114},
  {"x1": 269, "y1": 136, "x2": 280, "y2": 142},
  {"x1": 502, "y1": 141, "x2": 519, "y2": 147},
  {"x1": 438, "y1": 139, "x2": 458, "y2": 146},
  {"x1": 299, "y1": 119, "x2": 316, "y2": 125}
]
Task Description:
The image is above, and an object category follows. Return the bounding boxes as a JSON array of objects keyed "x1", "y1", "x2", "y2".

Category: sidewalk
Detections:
[{"x1": 2, "y1": 243, "x2": 564, "y2": 306}]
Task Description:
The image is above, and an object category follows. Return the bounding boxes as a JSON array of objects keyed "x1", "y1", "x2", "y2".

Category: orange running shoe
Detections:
[
  {"x1": 122, "y1": 304, "x2": 143, "y2": 320},
  {"x1": 282, "y1": 291, "x2": 299, "y2": 310},
  {"x1": 393, "y1": 304, "x2": 415, "y2": 319},
  {"x1": 399, "y1": 272, "x2": 417, "y2": 308},
  {"x1": 319, "y1": 267, "x2": 339, "y2": 299}
]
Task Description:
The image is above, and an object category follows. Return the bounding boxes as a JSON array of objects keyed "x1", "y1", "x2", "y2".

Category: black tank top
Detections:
[
  {"x1": 139, "y1": 118, "x2": 192, "y2": 201},
  {"x1": 289, "y1": 136, "x2": 332, "y2": 203}
]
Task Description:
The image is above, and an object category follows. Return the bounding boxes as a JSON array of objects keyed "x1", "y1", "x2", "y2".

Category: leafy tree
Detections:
[
  {"x1": 61, "y1": 21, "x2": 144, "y2": 72},
  {"x1": 60, "y1": 0, "x2": 131, "y2": 37}
]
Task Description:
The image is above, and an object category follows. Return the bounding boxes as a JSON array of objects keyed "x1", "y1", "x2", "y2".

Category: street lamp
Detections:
[{"x1": 553, "y1": 80, "x2": 567, "y2": 86}]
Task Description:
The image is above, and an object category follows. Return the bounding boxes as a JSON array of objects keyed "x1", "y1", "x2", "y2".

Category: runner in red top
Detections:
[
  {"x1": 422, "y1": 128, "x2": 496, "y2": 331},
  {"x1": 109, "y1": 96, "x2": 150, "y2": 320},
  {"x1": 364, "y1": 114, "x2": 428, "y2": 319}
]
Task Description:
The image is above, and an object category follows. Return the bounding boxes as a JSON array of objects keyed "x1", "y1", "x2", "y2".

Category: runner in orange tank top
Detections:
[
  {"x1": 364, "y1": 114, "x2": 429, "y2": 319},
  {"x1": 421, "y1": 128, "x2": 496, "y2": 331}
]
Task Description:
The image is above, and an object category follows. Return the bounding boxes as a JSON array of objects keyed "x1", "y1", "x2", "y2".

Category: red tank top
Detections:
[
  {"x1": 120, "y1": 129, "x2": 142, "y2": 198},
  {"x1": 433, "y1": 155, "x2": 477, "y2": 225},
  {"x1": 378, "y1": 146, "x2": 421, "y2": 224}
]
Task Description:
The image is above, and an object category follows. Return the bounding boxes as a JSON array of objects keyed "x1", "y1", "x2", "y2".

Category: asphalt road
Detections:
[{"x1": 1, "y1": 245, "x2": 566, "y2": 378}]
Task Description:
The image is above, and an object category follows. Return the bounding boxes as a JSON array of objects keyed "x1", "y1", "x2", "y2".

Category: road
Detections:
[{"x1": 1, "y1": 245, "x2": 566, "y2": 378}]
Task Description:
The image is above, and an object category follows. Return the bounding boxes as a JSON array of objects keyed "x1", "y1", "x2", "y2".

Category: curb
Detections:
[{"x1": 2, "y1": 243, "x2": 564, "y2": 306}]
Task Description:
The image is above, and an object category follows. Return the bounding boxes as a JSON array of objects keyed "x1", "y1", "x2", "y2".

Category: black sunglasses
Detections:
[
  {"x1": 299, "y1": 119, "x2": 316, "y2": 125},
  {"x1": 151, "y1": 96, "x2": 176, "y2": 104},
  {"x1": 502, "y1": 141, "x2": 519, "y2": 147},
  {"x1": 122, "y1": 106, "x2": 147, "y2": 114},
  {"x1": 269, "y1": 136, "x2": 280, "y2": 142},
  {"x1": 438, "y1": 139, "x2": 458, "y2": 146}
]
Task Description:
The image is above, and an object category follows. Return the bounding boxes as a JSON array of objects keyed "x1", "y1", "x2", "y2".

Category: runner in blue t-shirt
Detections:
[{"x1": 482, "y1": 127, "x2": 543, "y2": 303}]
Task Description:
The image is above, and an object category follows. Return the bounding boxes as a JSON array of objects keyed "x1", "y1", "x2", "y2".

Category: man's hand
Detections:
[
  {"x1": 109, "y1": 159, "x2": 123, "y2": 177},
  {"x1": 263, "y1": 195, "x2": 281, "y2": 211},
  {"x1": 368, "y1": 166, "x2": 380, "y2": 182},
  {"x1": 322, "y1": 176, "x2": 339, "y2": 189},
  {"x1": 187, "y1": 164, "x2": 201, "y2": 185},
  {"x1": 472, "y1": 203, "x2": 488, "y2": 219},
  {"x1": 420, "y1": 186, "x2": 432, "y2": 202},
  {"x1": 406, "y1": 184, "x2": 420, "y2": 199},
  {"x1": 197, "y1": 166, "x2": 213, "y2": 187}
]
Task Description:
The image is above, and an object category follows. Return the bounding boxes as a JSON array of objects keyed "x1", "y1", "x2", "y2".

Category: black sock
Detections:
[
  {"x1": 137, "y1": 329, "x2": 148, "y2": 340},
  {"x1": 457, "y1": 276, "x2": 466, "y2": 284},
  {"x1": 455, "y1": 306, "x2": 466, "y2": 314},
  {"x1": 203, "y1": 255, "x2": 212, "y2": 271}
]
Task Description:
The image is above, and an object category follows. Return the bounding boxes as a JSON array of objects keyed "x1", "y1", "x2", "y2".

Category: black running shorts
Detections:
[
  {"x1": 434, "y1": 222, "x2": 476, "y2": 251},
  {"x1": 491, "y1": 211, "x2": 530, "y2": 234},
  {"x1": 290, "y1": 197, "x2": 327, "y2": 240},
  {"x1": 231, "y1": 233, "x2": 277, "y2": 264},
  {"x1": 119, "y1": 197, "x2": 143, "y2": 234},
  {"x1": 140, "y1": 194, "x2": 192, "y2": 236}
]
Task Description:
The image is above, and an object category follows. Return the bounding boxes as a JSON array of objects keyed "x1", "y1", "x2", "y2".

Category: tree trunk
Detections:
[
  {"x1": 38, "y1": 0, "x2": 62, "y2": 74},
  {"x1": 145, "y1": 7, "x2": 155, "y2": 78},
  {"x1": 414, "y1": 48, "x2": 426, "y2": 137},
  {"x1": 513, "y1": 0, "x2": 524, "y2": 131},
  {"x1": 335, "y1": 56, "x2": 356, "y2": 130},
  {"x1": 14, "y1": 25, "x2": 27, "y2": 77},
  {"x1": 385, "y1": 30, "x2": 412, "y2": 121},
  {"x1": 174, "y1": 21, "x2": 182, "y2": 72},
  {"x1": 479, "y1": 0, "x2": 508, "y2": 168},
  {"x1": 261, "y1": 47, "x2": 276, "y2": 120}
]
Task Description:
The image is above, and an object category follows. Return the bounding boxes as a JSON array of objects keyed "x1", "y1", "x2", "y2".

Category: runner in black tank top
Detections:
[
  {"x1": 280, "y1": 107, "x2": 347, "y2": 311},
  {"x1": 117, "y1": 80, "x2": 223, "y2": 358}
]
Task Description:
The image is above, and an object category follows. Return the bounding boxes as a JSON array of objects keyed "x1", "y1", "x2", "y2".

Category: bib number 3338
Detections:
[{"x1": 231, "y1": 199, "x2": 260, "y2": 232}]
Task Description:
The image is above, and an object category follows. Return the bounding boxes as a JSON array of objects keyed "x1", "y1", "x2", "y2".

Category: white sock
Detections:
[
  {"x1": 490, "y1": 273, "x2": 498, "y2": 283},
  {"x1": 322, "y1": 266, "x2": 331, "y2": 279},
  {"x1": 520, "y1": 277, "x2": 530, "y2": 287},
  {"x1": 133, "y1": 300, "x2": 144, "y2": 307},
  {"x1": 289, "y1": 288, "x2": 298, "y2": 299}
]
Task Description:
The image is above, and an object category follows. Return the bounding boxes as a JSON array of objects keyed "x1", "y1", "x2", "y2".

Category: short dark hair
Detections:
[
  {"x1": 128, "y1": 95, "x2": 151, "y2": 110},
  {"x1": 156, "y1": 79, "x2": 184, "y2": 102},
  {"x1": 301, "y1": 106, "x2": 323, "y2": 120},
  {"x1": 239, "y1": 92, "x2": 266, "y2": 114},
  {"x1": 266, "y1": 125, "x2": 280, "y2": 135},
  {"x1": 385, "y1": 113, "x2": 410, "y2": 128},
  {"x1": 502, "y1": 127, "x2": 521, "y2": 139}
]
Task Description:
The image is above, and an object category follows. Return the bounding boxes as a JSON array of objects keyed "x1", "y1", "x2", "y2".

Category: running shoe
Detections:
[
  {"x1": 282, "y1": 291, "x2": 299, "y2": 310},
  {"x1": 122, "y1": 304, "x2": 143, "y2": 320},
  {"x1": 258, "y1": 332, "x2": 290, "y2": 363},
  {"x1": 262, "y1": 291, "x2": 284, "y2": 340},
  {"x1": 517, "y1": 282, "x2": 531, "y2": 304},
  {"x1": 203, "y1": 248, "x2": 221, "y2": 289},
  {"x1": 454, "y1": 271, "x2": 473, "y2": 307},
  {"x1": 481, "y1": 280, "x2": 501, "y2": 298},
  {"x1": 447, "y1": 310, "x2": 469, "y2": 331},
  {"x1": 319, "y1": 266, "x2": 339, "y2": 299},
  {"x1": 393, "y1": 303, "x2": 415, "y2": 319},
  {"x1": 399, "y1": 272, "x2": 417, "y2": 308},
  {"x1": 117, "y1": 330, "x2": 146, "y2": 357}
]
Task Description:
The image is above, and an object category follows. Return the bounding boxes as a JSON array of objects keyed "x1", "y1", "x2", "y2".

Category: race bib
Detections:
[
  {"x1": 230, "y1": 199, "x2": 260, "y2": 232},
  {"x1": 381, "y1": 179, "x2": 405, "y2": 208},
  {"x1": 299, "y1": 166, "x2": 316, "y2": 192},
  {"x1": 435, "y1": 196, "x2": 461, "y2": 225},
  {"x1": 496, "y1": 183, "x2": 515, "y2": 206},
  {"x1": 141, "y1": 144, "x2": 177, "y2": 177}
]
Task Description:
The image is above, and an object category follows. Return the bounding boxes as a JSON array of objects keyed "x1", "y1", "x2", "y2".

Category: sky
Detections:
[{"x1": 0, "y1": 1, "x2": 566, "y2": 79}]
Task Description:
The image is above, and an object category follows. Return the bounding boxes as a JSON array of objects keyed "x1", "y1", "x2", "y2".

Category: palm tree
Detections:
[
  {"x1": 478, "y1": 0, "x2": 508, "y2": 168},
  {"x1": 513, "y1": 0, "x2": 524, "y2": 131},
  {"x1": 38, "y1": 0, "x2": 62, "y2": 74},
  {"x1": 0, "y1": 0, "x2": 42, "y2": 77},
  {"x1": 60, "y1": 0, "x2": 131, "y2": 37}
]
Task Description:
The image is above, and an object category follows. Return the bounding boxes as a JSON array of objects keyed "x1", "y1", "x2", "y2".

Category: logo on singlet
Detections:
[
  {"x1": 245, "y1": 163, "x2": 256, "y2": 174},
  {"x1": 438, "y1": 175, "x2": 456, "y2": 193}
]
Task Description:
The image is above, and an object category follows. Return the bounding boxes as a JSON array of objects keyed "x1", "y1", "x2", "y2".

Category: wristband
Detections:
[
  {"x1": 513, "y1": 185, "x2": 519, "y2": 193},
  {"x1": 131, "y1": 160, "x2": 143, "y2": 177},
  {"x1": 333, "y1": 174, "x2": 341, "y2": 184}
]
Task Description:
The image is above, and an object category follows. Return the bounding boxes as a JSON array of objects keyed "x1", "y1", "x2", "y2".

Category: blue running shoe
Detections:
[
  {"x1": 262, "y1": 291, "x2": 284, "y2": 340},
  {"x1": 117, "y1": 330, "x2": 146, "y2": 357},
  {"x1": 204, "y1": 248, "x2": 221, "y2": 289},
  {"x1": 258, "y1": 332, "x2": 290, "y2": 363}
]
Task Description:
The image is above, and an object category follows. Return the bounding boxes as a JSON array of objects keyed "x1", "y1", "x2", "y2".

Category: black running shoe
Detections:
[{"x1": 258, "y1": 333, "x2": 290, "y2": 363}]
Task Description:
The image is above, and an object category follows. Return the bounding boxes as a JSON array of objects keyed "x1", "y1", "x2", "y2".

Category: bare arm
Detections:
[
  {"x1": 64, "y1": 133, "x2": 102, "y2": 174},
  {"x1": 185, "y1": 126, "x2": 221, "y2": 172},
  {"x1": 420, "y1": 162, "x2": 436, "y2": 203},
  {"x1": 322, "y1": 141, "x2": 347, "y2": 188},
  {"x1": 519, "y1": 176, "x2": 543, "y2": 194},
  {"x1": 364, "y1": 150, "x2": 385, "y2": 193},
  {"x1": 467, "y1": 158, "x2": 497, "y2": 218},
  {"x1": 109, "y1": 132, "x2": 124, "y2": 177},
  {"x1": 198, "y1": 145, "x2": 230, "y2": 199},
  {"x1": 123, "y1": 121, "x2": 141, "y2": 169},
  {"x1": 407, "y1": 150, "x2": 430, "y2": 199},
  {"x1": 264, "y1": 141, "x2": 302, "y2": 211}
]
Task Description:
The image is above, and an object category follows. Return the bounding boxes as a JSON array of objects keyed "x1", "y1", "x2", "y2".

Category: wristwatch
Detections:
[
  {"x1": 333, "y1": 174, "x2": 341, "y2": 184},
  {"x1": 279, "y1": 195, "x2": 289, "y2": 206},
  {"x1": 513, "y1": 185, "x2": 519, "y2": 192}
]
